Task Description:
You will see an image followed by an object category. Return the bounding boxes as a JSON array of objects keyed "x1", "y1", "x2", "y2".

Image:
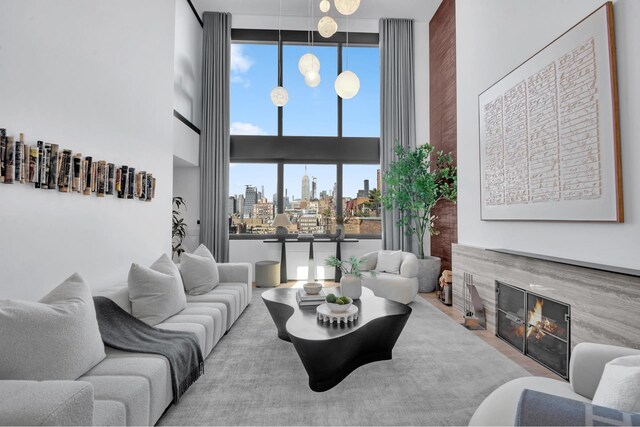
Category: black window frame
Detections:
[{"x1": 230, "y1": 29, "x2": 381, "y2": 240}]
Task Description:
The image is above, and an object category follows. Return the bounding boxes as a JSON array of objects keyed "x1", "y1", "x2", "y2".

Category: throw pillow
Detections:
[
  {"x1": 0, "y1": 273, "x2": 106, "y2": 381},
  {"x1": 592, "y1": 355, "x2": 640, "y2": 412},
  {"x1": 375, "y1": 250, "x2": 403, "y2": 274},
  {"x1": 128, "y1": 253, "x2": 187, "y2": 326},
  {"x1": 179, "y1": 244, "x2": 220, "y2": 296}
]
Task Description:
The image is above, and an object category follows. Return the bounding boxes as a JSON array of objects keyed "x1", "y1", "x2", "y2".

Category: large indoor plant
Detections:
[
  {"x1": 172, "y1": 196, "x2": 187, "y2": 260},
  {"x1": 382, "y1": 142, "x2": 457, "y2": 291}
]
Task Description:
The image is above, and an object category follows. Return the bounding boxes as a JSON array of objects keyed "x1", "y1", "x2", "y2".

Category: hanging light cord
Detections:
[{"x1": 345, "y1": 14, "x2": 349, "y2": 70}]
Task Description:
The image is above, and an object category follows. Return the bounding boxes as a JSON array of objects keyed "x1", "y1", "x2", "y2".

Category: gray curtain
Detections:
[
  {"x1": 200, "y1": 12, "x2": 231, "y2": 262},
  {"x1": 380, "y1": 18, "x2": 416, "y2": 252}
]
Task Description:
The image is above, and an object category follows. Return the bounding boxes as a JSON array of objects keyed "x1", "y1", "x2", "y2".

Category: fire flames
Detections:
[{"x1": 527, "y1": 298, "x2": 558, "y2": 340}]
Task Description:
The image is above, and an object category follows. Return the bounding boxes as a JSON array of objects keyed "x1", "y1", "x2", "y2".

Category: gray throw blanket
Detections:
[{"x1": 93, "y1": 296, "x2": 204, "y2": 403}]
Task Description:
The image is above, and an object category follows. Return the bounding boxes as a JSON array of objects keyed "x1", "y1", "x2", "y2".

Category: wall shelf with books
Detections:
[{"x1": 0, "y1": 128, "x2": 156, "y2": 202}]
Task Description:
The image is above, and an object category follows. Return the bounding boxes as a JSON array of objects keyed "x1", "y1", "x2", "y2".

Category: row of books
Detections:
[
  {"x1": 295, "y1": 288, "x2": 327, "y2": 307},
  {"x1": 0, "y1": 129, "x2": 156, "y2": 201}
]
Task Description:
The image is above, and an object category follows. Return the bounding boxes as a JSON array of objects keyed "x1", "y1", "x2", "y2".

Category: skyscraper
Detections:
[
  {"x1": 301, "y1": 166, "x2": 310, "y2": 201},
  {"x1": 243, "y1": 185, "x2": 258, "y2": 218},
  {"x1": 311, "y1": 177, "x2": 317, "y2": 200}
]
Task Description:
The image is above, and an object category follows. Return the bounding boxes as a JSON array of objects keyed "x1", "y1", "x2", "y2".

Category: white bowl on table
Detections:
[{"x1": 326, "y1": 298, "x2": 352, "y2": 313}]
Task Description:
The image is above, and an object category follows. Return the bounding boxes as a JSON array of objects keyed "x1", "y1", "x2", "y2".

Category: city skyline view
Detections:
[{"x1": 228, "y1": 41, "x2": 381, "y2": 235}]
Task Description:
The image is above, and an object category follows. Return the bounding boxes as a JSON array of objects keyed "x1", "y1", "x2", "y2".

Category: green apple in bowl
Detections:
[{"x1": 325, "y1": 294, "x2": 352, "y2": 312}]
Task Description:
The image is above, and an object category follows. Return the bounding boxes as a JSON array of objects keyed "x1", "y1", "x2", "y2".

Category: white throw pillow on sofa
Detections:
[
  {"x1": 592, "y1": 355, "x2": 640, "y2": 412},
  {"x1": 179, "y1": 244, "x2": 220, "y2": 296},
  {"x1": 128, "y1": 253, "x2": 187, "y2": 326},
  {"x1": 375, "y1": 250, "x2": 403, "y2": 274},
  {"x1": 0, "y1": 273, "x2": 106, "y2": 381}
]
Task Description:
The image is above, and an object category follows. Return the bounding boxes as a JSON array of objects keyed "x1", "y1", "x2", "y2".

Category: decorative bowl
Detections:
[
  {"x1": 303, "y1": 282, "x2": 323, "y2": 295},
  {"x1": 327, "y1": 298, "x2": 353, "y2": 313}
]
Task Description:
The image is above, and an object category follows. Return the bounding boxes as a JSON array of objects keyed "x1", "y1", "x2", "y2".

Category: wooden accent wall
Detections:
[{"x1": 429, "y1": 0, "x2": 457, "y2": 271}]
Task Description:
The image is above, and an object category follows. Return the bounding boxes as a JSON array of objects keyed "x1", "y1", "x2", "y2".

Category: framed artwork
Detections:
[{"x1": 478, "y1": 2, "x2": 622, "y2": 221}]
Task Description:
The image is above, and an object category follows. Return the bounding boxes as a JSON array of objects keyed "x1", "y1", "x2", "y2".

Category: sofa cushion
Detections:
[
  {"x1": 469, "y1": 376, "x2": 589, "y2": 426},
  {"x1": 86, "y1": 347, "x2": 172, "y2": 425},
  {"x1": 0, "y1": 273, "x2": 106, "y2": 381},
  {"x1": 187, "y1": 289, "x2": 239, "y2": 329},
  {"x1": 78, "y1": 375, "x2": 150, "y2": 426},
  {"x1": 162, "y1": 314, "x2": 215, "y2": 356},
  {"x1": 218, "y1": 282, "x2": 250, "y2": 309},
  {"x1": 516, "y1": 389, "x2": 640, "y2": 426},
  {"x1": 0, "y1": 380, "x2": 94, "y2": 426},
  {"x1": 180, "y1": 244, "x2": 220, "y2": 295},
  {"x1": 93, "y1": 400, "x2": 126, "y2": 427},
  {"x1": 180, "y1": 305, "x2": 226, "y2": 349},
  {"x1": 186, "y1": 301, "x2": 228, "y2": 334},
  {"x1": 375, "y1": 250, "x2": 402, "y2": 274},
  {"x1": 128, "y1": 253, "x2": 187, "y2": 326},
  {"x1": 592, "y1": 355, "x2": 640, "y2": 412}
]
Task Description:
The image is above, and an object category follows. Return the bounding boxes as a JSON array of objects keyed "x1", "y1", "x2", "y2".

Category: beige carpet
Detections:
[{"x1": 158, "y1": 288, "x2": 529, "y2": 426}]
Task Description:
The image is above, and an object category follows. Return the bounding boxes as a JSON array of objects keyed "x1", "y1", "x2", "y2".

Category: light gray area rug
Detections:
[{"x1": 158, "y1": 289, "x2": 529, "y2": 426}]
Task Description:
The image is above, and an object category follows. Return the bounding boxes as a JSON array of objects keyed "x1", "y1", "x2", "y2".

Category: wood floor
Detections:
[{"x1": 254, "y1": 281, "x2": 563, "y2": 381}]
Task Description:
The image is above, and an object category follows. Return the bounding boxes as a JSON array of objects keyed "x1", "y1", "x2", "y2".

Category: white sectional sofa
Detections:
[{"x1": 0, "y1": 262, "x2": 252, "y2": 426}]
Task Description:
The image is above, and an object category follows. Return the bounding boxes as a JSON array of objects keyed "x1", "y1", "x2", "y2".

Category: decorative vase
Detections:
[
  {"x1": 416, "y1": 256, "x2": 441, "y2": 292},
  {"x1": 340, "y1": 274, "x2": 362, "y2": 300},
  {"x1": 336, "y1": 224, "x2": 345, "y2": 240}
]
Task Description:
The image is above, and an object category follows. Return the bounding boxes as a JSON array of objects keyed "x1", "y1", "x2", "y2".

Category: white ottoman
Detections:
[{"x1": 255, "y1": 261, "x2": 280, "y2": 287}]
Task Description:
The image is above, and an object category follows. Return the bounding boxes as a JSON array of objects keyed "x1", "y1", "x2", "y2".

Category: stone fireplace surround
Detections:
[{"x1": 452, "y1": 244, "x2": 640, "y2": 354}]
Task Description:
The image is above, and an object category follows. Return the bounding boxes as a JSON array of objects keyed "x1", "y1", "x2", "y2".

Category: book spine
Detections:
[
  {"x1": 35, "y1": 141, "x2": 43, "y2": 188},
  {"x1": 97, "y1": 160, "x2": 106, "y2": 197},
  {"x1": 106, "y1": 163, "x2": 115, "y2": 195},
  {"x1": 21, "y1": 136, "x2": 28, "y2": 184},
  {"x1": 49, "y1": 144, "x2": 59, "y2": 189},
  {"x1": 91, "y1": 160, "x2": 97, "y2": 193},
  {"x1": 4, "y1": 137, "x2": 15, "y2": 184},
  {"x1": 115, "y1": 167, "x2": 122, "y2": 196},
  {"x1": 83, "y1": 156, "x2": 93, "y2": 195},
  {"x1": 145, "y1": 173, "x2": 153, "y2": 202},
  {"x1": 14, "y1": 139, "x2": 23, "y2": 183},
  {"x1": 41, "y1": 143, "x2": 51, "y2": 189},
  {"x1": 118, "y1": 165, "x2": 128, "y2": 198},
  {"x1": 59, "y1": 149, "x2": 72, "y2": 192},
  {"x1": 127, "y1": 167, "x2": 135, "y2": 199},
  {"x1": 152, "y1": 177, "x2": 156, "y2": 199},
  {"x1": 0, "y1": 128, "x2": 5, "y2": 183},
  {"x1": 72, "y1": 154, "x2": 82, "y2": 192},
  {"x1": 137, "y1": 171, "x2": 146, "y2": 200},
  {"x1": 29, "y1": 146, "x2": 39, "y2": 183}
]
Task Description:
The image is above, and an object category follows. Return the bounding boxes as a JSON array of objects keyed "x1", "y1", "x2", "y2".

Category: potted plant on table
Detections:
[
  {"x1": 382, "y1": 142, "x2": 457, "y2": 292},
  {"x1": 324, "y1": 256, "x2": 375, "y2": 300}
]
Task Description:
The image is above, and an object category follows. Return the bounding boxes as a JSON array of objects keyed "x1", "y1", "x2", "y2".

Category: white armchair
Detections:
[
  {"x1": 359, "y1": 251, "x2": 419, "y2": 304},
  {"x1": 469, "y1": 342, "x2": 640, "y2": 426}
]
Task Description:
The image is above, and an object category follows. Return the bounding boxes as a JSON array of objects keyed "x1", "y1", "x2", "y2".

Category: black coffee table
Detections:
[{"x1": 261, "y1": 287, "x2": 412, "y2": 392}]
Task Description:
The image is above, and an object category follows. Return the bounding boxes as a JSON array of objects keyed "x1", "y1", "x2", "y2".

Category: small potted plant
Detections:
[{"x1": 324, "y1": 256, "x2": 375, "y2": 300}]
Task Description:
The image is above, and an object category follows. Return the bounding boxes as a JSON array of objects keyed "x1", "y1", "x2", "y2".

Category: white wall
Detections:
[
  {"x1": 456, "y1": 0, "x2": 640, "y2": 269},
  {"x1": 174, "y1": 0, "x2": 203, "y2": 128},
  {"x1": 0, "y1": 0, "x2": 176, "y2": 300}
]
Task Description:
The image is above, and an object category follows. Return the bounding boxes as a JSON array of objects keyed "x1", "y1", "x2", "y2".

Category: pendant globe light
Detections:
[
  {"x1": 318, "y1": 16, "x2": 338, "y2": 38},
  {"x1": 335, "y1": 15, "x2": 360, "y2": 99},
  {"x1": 319, "y1": 0, "x2": 330, "y2": 13},
  {"x1": 334, "y1": 0, "x2": 360, "y2": 16},
  {"x1": 270, "y1": 0, "x2": 288, "y2": 106},
  {"x1": 300, "y1": 0, "x2": 322, "y2": 87}
]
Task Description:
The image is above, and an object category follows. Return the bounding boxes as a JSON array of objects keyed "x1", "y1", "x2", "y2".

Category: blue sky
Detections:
[{"x1": 229, "y1": 42, "x2": 380, "y2": 202}]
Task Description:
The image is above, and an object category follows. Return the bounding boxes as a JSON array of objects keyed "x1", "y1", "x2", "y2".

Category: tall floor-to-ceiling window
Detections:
[{"x1": 228, "y1": 30, "x2": 380, "y2": 238}]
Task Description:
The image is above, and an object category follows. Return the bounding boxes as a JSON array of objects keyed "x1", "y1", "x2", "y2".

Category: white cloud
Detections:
[
  {"x1": 230, "y1": 122, "x2": 267, "y2": 135},
  {"x1": 231, "y1": 44, "x2": 253, "y2": 74}
]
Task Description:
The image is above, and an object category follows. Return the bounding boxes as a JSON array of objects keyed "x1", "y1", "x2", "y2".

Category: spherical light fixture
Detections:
[
  {"x1": 335, "y1": 70, "x2": 360, "y2": 99},
  {"x1": 304, "y1": 70, "x2": 321, "y2": 88},
  {"x1": 270, "y1": 86, "x2": 289, "y2": 106},
  {"x1": 334, "y1": 0, "x2": 360, "y2": 15},
  {"x1": 317, "y1": 16, "x2": 338, "y2": 38},
  {"x1": 298, "y1": 53, "x2": 320, "y2": 76},
  {"x1": 319, "y1": 0, "x2": 331, "y2": 13}
]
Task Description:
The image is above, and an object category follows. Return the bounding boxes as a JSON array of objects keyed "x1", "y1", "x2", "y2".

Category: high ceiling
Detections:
[{"x1": 192, "y1": 0, "x2": 443, "y2": 22}]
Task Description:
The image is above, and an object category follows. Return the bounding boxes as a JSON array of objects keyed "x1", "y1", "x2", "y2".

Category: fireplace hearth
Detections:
[{"x1": 495, "y1": 281, "x2": 571, "y2": 378}]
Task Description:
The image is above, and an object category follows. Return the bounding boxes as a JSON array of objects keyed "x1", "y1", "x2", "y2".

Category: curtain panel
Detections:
[
  {"x1": 380, "y1": 18, "x2": 416, "y2": 252},
  {"x1": 200, "y1": 12, "x2": 231, "y2": 262}
]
